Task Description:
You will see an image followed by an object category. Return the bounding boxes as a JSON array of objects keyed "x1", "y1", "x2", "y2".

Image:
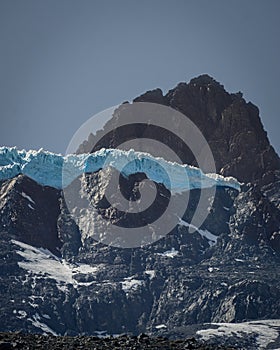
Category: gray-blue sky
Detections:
[{"x1": 0, "y1": 0, "x2": 279, "y2": 155}]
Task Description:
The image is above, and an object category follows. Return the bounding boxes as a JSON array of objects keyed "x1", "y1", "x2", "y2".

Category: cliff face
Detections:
[
  {"x1": 0, "y1": 175, "x2": 61, "y2": 254},
  {"x1": 79, "y1": 74, "x2": 280, "y2": 183}
]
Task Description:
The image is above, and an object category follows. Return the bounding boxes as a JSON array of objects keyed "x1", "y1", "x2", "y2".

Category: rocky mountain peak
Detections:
[
  {"x1": 189, "y1": 74, "x2": 225, "y2": 88},
  {"x1": 133, "y1": 88, "x2": 167, "y2": 105},
  {"x1": 79, "y1": 75, "x2": 280, "y2": 183}
]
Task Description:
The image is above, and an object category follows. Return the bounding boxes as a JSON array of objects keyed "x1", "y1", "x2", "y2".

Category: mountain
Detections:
[{"x1": 0, "y1": 75, "x2": 280, "y2": 349}]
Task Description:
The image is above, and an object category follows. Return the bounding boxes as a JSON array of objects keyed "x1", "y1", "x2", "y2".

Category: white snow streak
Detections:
[
  {"x1": 157, "y1": 248, "x2": 179, "y2": 258},
  {"x1": 21, "y1": 192, "x2": 35, "y2": 204},
  {"x1": 178, "y1": 218, "x2": 218, "y2": 246}
]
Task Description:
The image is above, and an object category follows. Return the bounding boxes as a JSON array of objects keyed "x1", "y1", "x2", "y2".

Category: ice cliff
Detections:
[{"x1": 0, "y1": 147, "x2": 240, "y2": 192}]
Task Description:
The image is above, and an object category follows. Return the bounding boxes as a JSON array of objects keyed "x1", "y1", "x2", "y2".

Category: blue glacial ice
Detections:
[{"x1": 0, "y1": 147, "x2": 240, "y2": 192}]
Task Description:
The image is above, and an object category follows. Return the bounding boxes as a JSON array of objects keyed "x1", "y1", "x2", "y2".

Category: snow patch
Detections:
[
  {"x1": 42, "y1": 314, "x2": 51, "y2": 319},
  {"x1": 157, "y1": 248, "x2": 179, "y2": 258},
  {"x1": 155, "y1": 324, "x2": 167, "y2": 329},
  {"x1": 21, "y1": 192, "x2": 35, "y2": 204},
  {"x1": 121, "y1": 276, "x2": 144, "y2": 292},
  {"x1": 72, "y1": 264, "x2": 100, "y2": 275},
  {"x1": 16, "y1": 310, "x2": 27, "y2": 319},
  {"x1": 12, "y1": 240, "x2": 102, "y2": 289},
  {"x1": 197, "y1": 319, "x2": 280, "y2": 349},
  {"x1": 94, "y1": 330, "x2": 108, "y2": 338},
  {"x1": 145, "y1": 270, "x2": 156, "y2": 279},
  {"x1": 28, "y1": 313, "x2": 57, "y2": 336}
]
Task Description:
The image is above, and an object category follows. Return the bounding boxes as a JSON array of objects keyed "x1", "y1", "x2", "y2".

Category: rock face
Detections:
[
  {"x1": 79, "y1": 74, "x2": 280, "y2": 183},
  {"x1": 0, "y1": 175, "x2": 61, "y2": 255},
  {"x1": 0, "y1": 76, "x2": 280, "y2": 349},
  {"x1": 0, "y1": 172, "x2": 279, "y2": 339}
]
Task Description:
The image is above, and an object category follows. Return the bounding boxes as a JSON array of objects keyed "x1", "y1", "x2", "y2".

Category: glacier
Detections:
[{"x1": 0, "y1": 146, "x2": 240, "y2": 192}]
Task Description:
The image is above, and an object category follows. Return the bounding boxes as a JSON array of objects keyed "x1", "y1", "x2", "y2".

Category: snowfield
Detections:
[
  {"x1": 12, "y1": 240, "x2": 103, "y2": 289},
  {"x1": 197, "y1": 320, "x2": 280, "y2": 349}
]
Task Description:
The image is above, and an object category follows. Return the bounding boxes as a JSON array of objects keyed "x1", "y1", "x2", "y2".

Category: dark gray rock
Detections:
[{"x1": 0, "y1": 332, "x2": 236, "y2": 349}]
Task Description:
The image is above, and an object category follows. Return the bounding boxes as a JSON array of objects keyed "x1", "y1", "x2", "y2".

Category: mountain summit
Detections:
[{"x1": 80, "y1": 74, "x2": 280, "y2": 183}]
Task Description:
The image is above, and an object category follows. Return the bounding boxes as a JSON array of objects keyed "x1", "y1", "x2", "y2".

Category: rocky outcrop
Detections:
[
  {"x1": 0, "y1": 332, "x2": 235, "y2": 350},
  {"x1": 0, "y1": 175, "x2": 62, "y2": 254}
]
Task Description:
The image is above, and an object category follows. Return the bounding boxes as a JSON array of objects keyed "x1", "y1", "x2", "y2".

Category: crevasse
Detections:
[{"x1": 0, "y1": 147, "x2": 240, "y2": 192}]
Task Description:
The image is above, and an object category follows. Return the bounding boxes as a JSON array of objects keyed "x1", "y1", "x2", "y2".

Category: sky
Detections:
[{"x1": 0, "y1": 0, "x2": 279, "y2": 155}]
